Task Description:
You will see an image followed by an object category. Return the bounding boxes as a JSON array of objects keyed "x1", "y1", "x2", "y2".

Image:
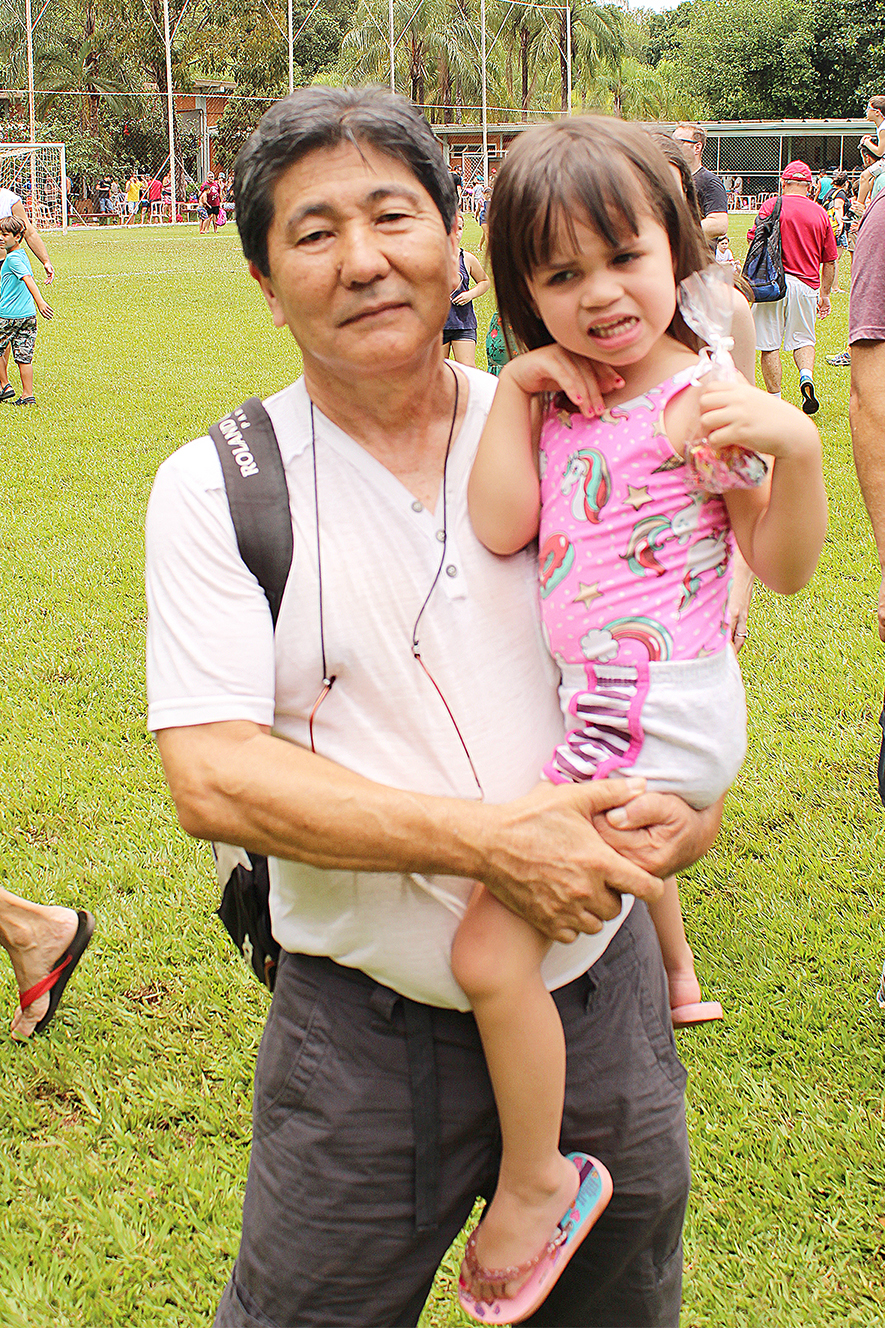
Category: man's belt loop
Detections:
[{"x1": 402, "y1": 997, "x2": 441, "y2": 1233}]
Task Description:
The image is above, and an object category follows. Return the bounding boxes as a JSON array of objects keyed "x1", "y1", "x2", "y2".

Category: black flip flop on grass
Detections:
[{"x1": 16, "y1": 910, "x2": 96, "y2": 1037}]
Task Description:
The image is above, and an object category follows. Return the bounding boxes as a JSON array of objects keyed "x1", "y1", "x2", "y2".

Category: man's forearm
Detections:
[
  {"x1": 701, "y1": 211, "x2": 728, "y2": 240},
  {"x1": 25, "y1": 225, "x2": 50, "y2": 269},
  {"x1": 159, "y1": 722, "x2": 487, "y2": 877},
  {"x1": 819, "y1": 261, "x2": 836, "y2": 298},
  {"x1": 157, "y1": 720, "x2": 674, "y2": 942}
]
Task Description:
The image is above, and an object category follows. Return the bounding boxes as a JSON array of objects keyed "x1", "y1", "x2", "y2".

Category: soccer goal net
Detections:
[{"x1": 0, "y1": 143, "x2": 67, "y2": 232}]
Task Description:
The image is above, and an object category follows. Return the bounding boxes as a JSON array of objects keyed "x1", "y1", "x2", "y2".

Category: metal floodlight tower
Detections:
[
  {"x1": 477, "y1": 0, "x2": 573, "y2": 185},
  {"x1": 481, "y1": 0, "x2": 488, "y2": 182},
  {"x1": 288, "y1": 0, "x2": 295, "y2": 93},
  {"x1": 163, "y1": 0, "x2": 177, "y2": 222},
  {"x1": 24, "y1": 0, "x2": 35, "y2": 143},
  {"x1": 566, "y1": 0, "x2": 571, "y2": 112}
]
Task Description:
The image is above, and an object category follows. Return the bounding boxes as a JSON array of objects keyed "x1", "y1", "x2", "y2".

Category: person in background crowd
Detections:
[
  {"x1": 442, "y1": 212, "x2": 490, "y2": 367},
  {"x1": 125, "y1": 170, "x2": 142, "y2": 222},
  {"x1": 472, "y1": 176, "x2": 485, "y2": 216},
  {"x1": 95, "y1": 173, "x2": 112, "y2": 217},
  {"x1": 714, "y1": 233, "x2": 739, "y2": 271},
  {"x1": 108, "y1": 180, "x2": 125, "y2": 224},
  {"x1": 147, "y1": 174, "x2": 163, "y2": 223},
  {"x1": 856, "y1": 96, "x2": 885, "y2": 209},
  {"x1": 200, "y1": 176, "x2": 222, "y2": 234},
  {"x1": 748, "y1": 160, "x2": 836, "y2": 415},
  {"x1": 672, "y1": 122, "x2": 728, "y2": 242},
  {"x1": 478, "y1": 186, "x2": 492, "y2": 250}
]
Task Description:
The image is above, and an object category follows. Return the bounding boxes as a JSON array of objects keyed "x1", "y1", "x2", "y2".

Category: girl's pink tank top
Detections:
[{"x1": 538, "y1": 367, "x2": 734, "y2": 670}]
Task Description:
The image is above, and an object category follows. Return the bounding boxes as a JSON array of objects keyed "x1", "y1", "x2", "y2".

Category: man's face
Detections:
[
  {"x1": 251, "y1": 141, "x2": 459, "y2": 382},
  {"x1": 672, "y1": 131, "x2": 702, "y2": 170},
  {"x1": 867, "y1": 101, "x2": 882, "y2": 124}
]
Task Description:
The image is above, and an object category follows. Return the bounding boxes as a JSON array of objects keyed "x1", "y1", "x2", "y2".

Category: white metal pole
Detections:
[
  {"x1": 25, "y1": 0, "x2": 35, "y2": 143},
  {"x1": 480, "y1": 0, "x2": 488, "y2": 185},
  {"x1": 288, "y1": 0, "x2": 294, "y2": 94},
  {"x1": 163, "y1": 0, "x2": 177, "y2": 224},
  {"x1": 60, "y1": 142, "x2": 67, "y2": 234},
  {"x1": 565, "y1": 0, "x2": 571, "y2": 115},
  {"x1": 25, "y1": 0, "x2": 35, "y2": 216},
  {"x1": 389, "y1": 0, "x2": 395, "y2": 91}
]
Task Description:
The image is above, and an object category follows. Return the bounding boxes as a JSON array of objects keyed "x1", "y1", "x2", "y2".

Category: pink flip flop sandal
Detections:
[
  {"x1": 671, "y1": 1000, "x2": 723, "y2": 1028},
  {"x1": 457, "y1": 1152, "x2": 613, "y2": 1325}
]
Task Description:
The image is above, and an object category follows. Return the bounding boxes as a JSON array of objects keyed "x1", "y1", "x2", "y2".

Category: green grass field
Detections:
[{"x1": 0, "y1": 215, "x2": 883, "y2": 1328}]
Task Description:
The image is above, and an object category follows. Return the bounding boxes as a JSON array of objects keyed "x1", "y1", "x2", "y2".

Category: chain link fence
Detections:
[{"x1": 703, "y1": 130, "x2": 867, "y2": 207}]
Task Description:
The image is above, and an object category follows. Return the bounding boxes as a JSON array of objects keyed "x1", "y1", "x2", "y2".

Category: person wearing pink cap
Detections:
[
  {"x1": 857, "y1": 96, "x2": 885, "y2": 209},
  {"x1": 748, "y1": 160, "x2": 837, "y2": 415}
]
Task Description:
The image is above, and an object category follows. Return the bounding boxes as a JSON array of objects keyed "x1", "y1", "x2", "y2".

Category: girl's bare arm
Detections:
[
  {"x1": 468, "y1": 365, "x2": 542, "y2": 554},
  {"x1": 701, "y1": 380, "x2": 827, "y2": 592},
  {"x1": 455, "y1": 251, "x2": 490, "y2": 303}
]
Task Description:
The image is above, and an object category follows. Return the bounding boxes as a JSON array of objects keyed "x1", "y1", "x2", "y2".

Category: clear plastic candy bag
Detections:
[{"x1": 678, "y1": 265, "x2": 768, "y2": 494}]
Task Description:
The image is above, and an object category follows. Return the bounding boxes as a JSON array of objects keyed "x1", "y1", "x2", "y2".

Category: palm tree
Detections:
[
  {"x1": 36, "y1": 0, "x2": 139, "y2": 138},
  {"x1": 570, "y1": 1, "x2": 623, "y2": 111},
  {"x1": 340, "y1": 0, "x2": 447, "y2": 107}
]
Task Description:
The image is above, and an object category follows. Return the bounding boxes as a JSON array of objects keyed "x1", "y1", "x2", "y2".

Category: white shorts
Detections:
[
  {"x1": 552, "y1": 646, "x2": 747, "y2": 810},
  {"x1": 753, "y1": 273, "x2": 818, "y2": 353}
]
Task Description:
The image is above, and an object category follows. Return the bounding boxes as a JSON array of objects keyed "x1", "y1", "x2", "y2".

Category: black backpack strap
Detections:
[{"x1": 208, "y1": 396, "x2": 293, "y2": 628}]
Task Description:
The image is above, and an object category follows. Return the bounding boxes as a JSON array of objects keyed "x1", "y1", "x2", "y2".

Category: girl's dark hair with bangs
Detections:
[{"x1": 488, "y1": 116, "x2": 710, "y2": 357}]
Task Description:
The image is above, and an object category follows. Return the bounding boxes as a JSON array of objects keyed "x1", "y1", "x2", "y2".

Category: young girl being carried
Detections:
[{"x1": 452, "y1": 117, "x2": 827, "y2": 1324}]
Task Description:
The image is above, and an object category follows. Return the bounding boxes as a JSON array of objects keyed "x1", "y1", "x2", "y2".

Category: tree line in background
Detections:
[{"x1": 0, "y1": 0, "x2": 882, "y2": 180}]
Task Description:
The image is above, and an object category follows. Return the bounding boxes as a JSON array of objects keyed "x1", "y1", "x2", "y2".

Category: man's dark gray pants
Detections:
[{"x1": 215, "y1": 901, "x2": 690, "y2": 1328}]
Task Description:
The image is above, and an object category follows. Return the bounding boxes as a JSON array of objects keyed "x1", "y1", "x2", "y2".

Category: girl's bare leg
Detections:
[
  {"x1": 646, "y1": 874, "x2": 702, "y2": 1009},
  {"x1": 451, "y1": 886, "x2": 578, "y2": 1290},
  {"x1": 450, "y1": 338, "x2": 477, "y2": 366}
]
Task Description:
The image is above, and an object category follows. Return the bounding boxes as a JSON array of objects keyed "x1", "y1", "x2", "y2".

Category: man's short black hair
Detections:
[{"x1": 234, "y1": 85, "x2": 458, "y2": 277}]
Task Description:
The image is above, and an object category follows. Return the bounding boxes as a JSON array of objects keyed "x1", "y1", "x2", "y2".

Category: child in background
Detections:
[
  {"x1": 453, "y1": 117, "x2": 827, "y2": 1323},
  {"x1": 0, "y1": 216, "x2": 52, "y2": 406},
  {"x1": 714, "y1": 233, "x2": 739, "y2": 271},
  {"x1": 443, "y1": 213, "x2": 490, "y2": 366}
]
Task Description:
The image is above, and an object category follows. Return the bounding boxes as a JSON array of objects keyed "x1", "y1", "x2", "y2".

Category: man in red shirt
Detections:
[{"x1": 749, "y1": 160, "x2": 837, "y2": 415}]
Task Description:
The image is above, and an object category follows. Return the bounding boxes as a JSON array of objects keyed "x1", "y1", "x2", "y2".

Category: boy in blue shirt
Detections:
[{"x1": 0, "y1": 216, "x2": 53, "y2": 406}]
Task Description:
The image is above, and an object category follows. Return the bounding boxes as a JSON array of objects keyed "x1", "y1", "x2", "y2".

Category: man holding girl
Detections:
[{"x1": 146, "y1": 88, "x2": 789, "y2": 1328}]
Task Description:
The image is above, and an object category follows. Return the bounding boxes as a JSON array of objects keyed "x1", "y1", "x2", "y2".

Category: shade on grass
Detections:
[{"x1": 0, "y1": 218, "x2": 883, "y2": 1328}]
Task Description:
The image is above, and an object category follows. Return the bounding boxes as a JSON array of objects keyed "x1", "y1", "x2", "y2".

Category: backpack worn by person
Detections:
[
  {"x1": 742, "y1": 197, "x2": 787, "y2": 303},
  {"x1": 208, "y1": 398, "x2": 292, "y2": 989}
]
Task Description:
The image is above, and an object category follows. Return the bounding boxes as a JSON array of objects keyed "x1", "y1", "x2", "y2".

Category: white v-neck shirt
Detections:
[{"x1": 146, "y1": 366, "x2": 631, "y2": 1009}]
